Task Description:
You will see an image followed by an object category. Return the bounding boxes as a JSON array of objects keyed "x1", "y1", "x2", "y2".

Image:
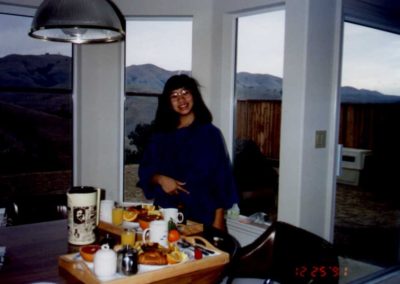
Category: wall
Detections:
[{"x1": 278, "y1": 0, "x2": 342, "y2": 239}]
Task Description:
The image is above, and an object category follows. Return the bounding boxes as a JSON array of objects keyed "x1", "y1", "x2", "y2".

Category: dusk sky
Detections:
[{"x1": 1, "y1": 11, "x2": 399, "y2": 96}]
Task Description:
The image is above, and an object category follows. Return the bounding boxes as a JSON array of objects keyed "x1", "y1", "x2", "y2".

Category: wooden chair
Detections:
[{"x1": 226, "y1": 221, "x2": 339, "y2": 284}]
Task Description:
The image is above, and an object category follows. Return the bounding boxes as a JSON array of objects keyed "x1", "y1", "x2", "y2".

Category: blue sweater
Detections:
[{"x1": 138, "y1": 122, "x2": 239, "y2": 226}]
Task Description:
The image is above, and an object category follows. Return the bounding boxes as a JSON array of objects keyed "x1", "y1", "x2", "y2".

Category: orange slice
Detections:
[
  {"x1": 123, "y1": 210, "x2": 138, "y2": 222},
  {"x1": 167, "y1": 251, "x2": 183, "y2": 264}
]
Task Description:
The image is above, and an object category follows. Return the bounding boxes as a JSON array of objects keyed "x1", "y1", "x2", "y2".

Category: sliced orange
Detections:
[
  {"x1": 167, "y1": 251, "x2": 183, "y2": 264},
  {"x1": 123, "y1": 210, "x2": 138, "y2": 222}
]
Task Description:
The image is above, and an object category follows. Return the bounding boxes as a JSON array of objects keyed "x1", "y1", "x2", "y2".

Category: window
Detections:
[
  {"x1": 0, "y1": 13, "x2": 73, "y2": 224},
  {"x1": 234, "y1": 10, "x2": 285, "y2": 220},
  {"x1": 335, "y1": 22, "x2": 400, "y2": 276},
  {"x1": 124, "y1": 18, "x2": 192, "y2": 202}
]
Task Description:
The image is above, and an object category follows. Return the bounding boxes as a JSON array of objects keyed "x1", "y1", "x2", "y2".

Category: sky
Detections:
[
  {"x1": 0, "y1": 14, "x2": 71, "y2": 57},
  {"x1": 1, "y1": 11, "x2": 400, "y2": 96}
]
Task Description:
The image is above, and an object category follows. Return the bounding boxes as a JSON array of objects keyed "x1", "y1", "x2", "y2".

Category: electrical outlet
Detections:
[{"x1": 315, "y1": 130, "x2": 326, "y2": 148}]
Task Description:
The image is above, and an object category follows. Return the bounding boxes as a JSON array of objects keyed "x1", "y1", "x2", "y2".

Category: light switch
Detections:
[{"x1": 315, "y1": 130, "x2": 326, "y2": 148}]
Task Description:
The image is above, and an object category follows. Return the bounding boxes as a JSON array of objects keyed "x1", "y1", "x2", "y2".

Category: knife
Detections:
[{"x1": 180, "y1": 239, "x2": 215, "y2": 255}]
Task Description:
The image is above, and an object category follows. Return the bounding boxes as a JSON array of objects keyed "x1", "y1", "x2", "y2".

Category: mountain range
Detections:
[{"x1": 1, "y1": 54, "x2": 400, "y2": 103}]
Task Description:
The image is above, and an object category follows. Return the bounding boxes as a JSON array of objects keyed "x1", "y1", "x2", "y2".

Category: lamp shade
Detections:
[{"x1": 29, "y1": 0, "x2": 125, "y2": 44}]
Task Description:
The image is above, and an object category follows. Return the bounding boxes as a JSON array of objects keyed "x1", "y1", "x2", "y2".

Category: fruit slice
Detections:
[
  {"x1": 167, "y1": 251, "x2": 183, "y2": 264},
  {"x1": 123, "y1": 210, "x2": 138, "y2": 222},
  {"x1": 79, "y1": 244, "x2": 101, "y2": 262}
]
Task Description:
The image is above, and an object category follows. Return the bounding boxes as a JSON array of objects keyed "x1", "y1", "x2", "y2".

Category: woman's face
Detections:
[{"x1": 169, "y1": 88, "x2": 194, "y2": 116}]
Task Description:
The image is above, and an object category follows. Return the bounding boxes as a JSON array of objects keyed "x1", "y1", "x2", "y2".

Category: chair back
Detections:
[
  {"x1": 227, "y1": 221, "x2": 339, "y2": 284},
  {"x1": 10, "y1": 194, "x2": 67, "y2": 225}
]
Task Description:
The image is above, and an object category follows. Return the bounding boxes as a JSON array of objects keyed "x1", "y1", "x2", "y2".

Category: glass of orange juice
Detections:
[
  {"x1": 121, "y1": 229, "x2": 136, "y2": 247},
  {"x1": 112, "y1": 206, "x2": 123, "y2": 226}
]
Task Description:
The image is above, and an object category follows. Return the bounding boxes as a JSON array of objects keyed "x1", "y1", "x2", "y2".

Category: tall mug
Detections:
[
  {"x1": 67, "y1": 186, "x2": 101, "y2": 245},
  {"x1": 161, "y1": 208, "x2": 184, "y2": 224},
  {"x1": 142, "y1": 220, "x2": 168, "y2": 248},
  {"x1": 100, "y1": 200, "x2": 114, "y2": 223}
]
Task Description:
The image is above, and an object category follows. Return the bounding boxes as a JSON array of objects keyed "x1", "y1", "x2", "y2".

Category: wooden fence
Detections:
[{"x1": 236, "y1": 100, "x2": 400, "y2": 160}]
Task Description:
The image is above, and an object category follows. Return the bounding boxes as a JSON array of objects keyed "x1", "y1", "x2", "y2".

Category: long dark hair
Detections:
[{"x1": 153, "y1": 74, "x2": 212, "y2": 131}]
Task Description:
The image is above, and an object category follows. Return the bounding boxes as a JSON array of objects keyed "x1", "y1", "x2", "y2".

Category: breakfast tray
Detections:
[{"x1": 58, "y1": 236, "x2": 229, "y2": 284}]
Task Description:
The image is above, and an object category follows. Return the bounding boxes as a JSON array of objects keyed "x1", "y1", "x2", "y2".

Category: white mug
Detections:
[
  {"x1": 142, "y1": 220, "x2": 168, "y2": 248},
  {"x1": 161, "y1": 208, "x2": 184, "y2": 224},
  {"x1": 100, "y1": 200, "x2": 114, "y2": 223}
]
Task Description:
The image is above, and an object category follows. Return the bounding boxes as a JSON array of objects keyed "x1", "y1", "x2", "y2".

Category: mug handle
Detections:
[
  {"x1": 177, "y1": 212, "x2": 184, "y2": 223},
  {"x1": 142, "y1": 228, "x2": 150, "y2": 243}
]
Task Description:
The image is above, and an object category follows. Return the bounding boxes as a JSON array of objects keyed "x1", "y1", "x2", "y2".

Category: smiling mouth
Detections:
[{"x1": 178, "y1": 103, "x2": 189, "y2": 110}]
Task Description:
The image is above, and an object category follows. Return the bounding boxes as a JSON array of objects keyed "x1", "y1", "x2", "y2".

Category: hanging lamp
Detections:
[{"x1": 29, "y1": 0, "x2": 125, "y2": 44}]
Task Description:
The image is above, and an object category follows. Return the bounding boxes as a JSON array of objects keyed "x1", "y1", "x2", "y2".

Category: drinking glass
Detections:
[
  {"x1": 112, "y1": 206, "x2": 123, "y2": 226},
  {"x1": 121, "y1": 229, "x2": 136, "y2": 247}
]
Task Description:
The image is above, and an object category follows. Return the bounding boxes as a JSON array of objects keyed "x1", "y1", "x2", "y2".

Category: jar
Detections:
[
  {"x1": 93, "y1": 244, "x2": 117, "y2": 279},
  {"x1": 117, "y1": 245, "x2": 138, "y2": 276}
]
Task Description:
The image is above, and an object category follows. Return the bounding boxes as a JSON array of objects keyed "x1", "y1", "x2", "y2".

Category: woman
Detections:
[{"x1": 138, "y1": 74, "x2": 238, "y2": 231}]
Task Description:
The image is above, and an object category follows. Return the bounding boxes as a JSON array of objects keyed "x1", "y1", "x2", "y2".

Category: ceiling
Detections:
[{"x1": 344, "y1": 0, "x2": 400, "y2": 33}]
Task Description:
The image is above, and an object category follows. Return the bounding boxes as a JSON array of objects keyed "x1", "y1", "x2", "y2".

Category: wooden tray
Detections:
[{"x1": 59, "y1": 236, "x2": 229, "y2": 284}]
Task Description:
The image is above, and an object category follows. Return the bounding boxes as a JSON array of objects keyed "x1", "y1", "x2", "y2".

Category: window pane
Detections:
[
  {"x1": 0, "y1": 13, "x2": 73, "y2": 225},
  {"x1": 335, "y1": 22, "x2": 400, "y2": 279},
  {"x1": 234, "y1": 10, "x2": 285, "y2": 221},
  {"x1": 0, "y1": 14, "x2": 72, "y2": 90},
  {"x1": 124, "y1": 18, "x2": 192, "y2": 202}
]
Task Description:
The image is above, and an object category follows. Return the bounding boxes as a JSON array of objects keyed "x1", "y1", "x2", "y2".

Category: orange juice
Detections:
[
  {"x1": 112, "y1": 207, "x2": 123, "y2": 226},
  {"x1": 121, "y1": 229, "x2": 136, "y2": 247}
]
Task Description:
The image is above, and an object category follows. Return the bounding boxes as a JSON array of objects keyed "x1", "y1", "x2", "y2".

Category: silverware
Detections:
[{"x1": 178, "y1": 239, "x2": 215, "y2": 256}]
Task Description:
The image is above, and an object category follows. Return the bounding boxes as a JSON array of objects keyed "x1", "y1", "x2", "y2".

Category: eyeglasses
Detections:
[{"x1": 170, "y1": 89, "x2": 191, "y2": 101}]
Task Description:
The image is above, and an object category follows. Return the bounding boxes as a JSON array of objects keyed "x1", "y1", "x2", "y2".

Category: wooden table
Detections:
[
  {"x1": 0, "y1": 219, "x2": 239, "y2": 283},
  {"x1": 0, "y1": 219, "x2": 72, "y2": 283}
]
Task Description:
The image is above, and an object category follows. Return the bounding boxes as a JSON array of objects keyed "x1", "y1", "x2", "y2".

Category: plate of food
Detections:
[
  {"x1": 133, "y1": 242, "x2": 189, "y2": 273},
  {"x1": 121, "y1": 203, "x2": 163, "y2": 230}
]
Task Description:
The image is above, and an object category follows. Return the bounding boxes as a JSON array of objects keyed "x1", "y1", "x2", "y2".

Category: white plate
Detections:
[
  {"x1": 122, "y1": 221, "x2": 140, "y2": 229},
  {"x1": 138, "y1": 252, "x2": 189, "y2": 273}
]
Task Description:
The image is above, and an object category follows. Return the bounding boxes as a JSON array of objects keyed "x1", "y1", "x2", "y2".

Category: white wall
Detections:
[
  {"x1": 73, "y1": 43, "x2": 124, "y2": 202},
  {"x1": 278, "y1": 0, "x2": 342, "y2": 239}
]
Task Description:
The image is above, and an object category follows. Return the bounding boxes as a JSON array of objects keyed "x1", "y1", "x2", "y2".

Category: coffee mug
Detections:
[
  {"x1": 142, "y1": 220, "x2": 168, "y2": 248},
  {"x1": 161, "y1": 208, "x2": 184, "y2": 224},
  {"x1": 100, "y1": 200, "x2": 114, "y2": 223}
]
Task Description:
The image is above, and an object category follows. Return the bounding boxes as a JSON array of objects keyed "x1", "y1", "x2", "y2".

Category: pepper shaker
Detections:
[{"x1": 117, "y1": 245, "x2": 138, "y2": 276}]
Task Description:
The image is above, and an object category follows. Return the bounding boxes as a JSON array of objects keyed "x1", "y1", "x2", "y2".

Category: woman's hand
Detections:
[{"x1": 152, "y1": 174, "x2": 189, "y2": 195}]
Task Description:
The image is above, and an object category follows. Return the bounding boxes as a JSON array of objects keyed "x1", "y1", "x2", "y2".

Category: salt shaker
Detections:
[{"x1": 93, "y1": 244, "x2": 117, "y2": 278}]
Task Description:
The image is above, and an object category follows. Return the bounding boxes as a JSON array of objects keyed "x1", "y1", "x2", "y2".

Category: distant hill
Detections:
[
  {"x1": 1, "y1": 54, "x2": 399, "y2": 103},
  {"x1": 126, "y1": 64, "x2": 190, "y2": 93},
  {"x1": 0, "y1": 54, "x2": 72, "y2": 89}
]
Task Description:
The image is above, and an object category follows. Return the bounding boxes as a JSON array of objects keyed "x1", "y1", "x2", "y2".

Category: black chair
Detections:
[
  {"x1": 226, "y1": 221, "x2": 339, "y2": 284},
  {"x1": 9, "y1": 194, "x2": 67, "y2": 225}
]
